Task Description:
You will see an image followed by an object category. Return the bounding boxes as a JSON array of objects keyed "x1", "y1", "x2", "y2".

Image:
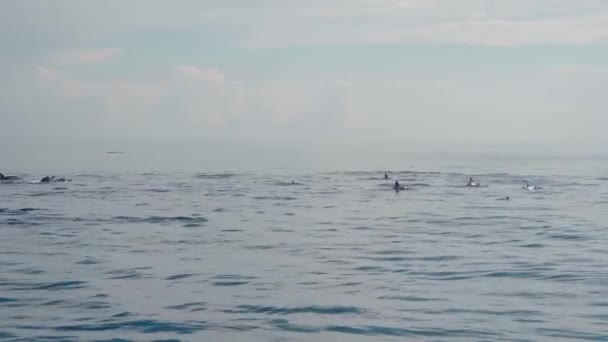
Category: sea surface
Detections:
[{"x1": 1, "y1": 150, "x2": 608, "y2": 341}]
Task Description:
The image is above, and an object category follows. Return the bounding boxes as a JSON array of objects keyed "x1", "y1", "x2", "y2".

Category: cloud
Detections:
[
  {"x1": 176, "y1": 65, "x2": 226, "y2": 83},
  {"x1": 3, "y1": 0, "x2": 608, "y2": 57},
  {"x1": 334, "y1": 79, "x2": 353, "y2": 89},
  {"x1": 35, "y1": 65, "x2": 168, "y2": 103},
  {"x1": 549, "y1": 65, "x2": 608, "y2": 76},
  {"x1": 35, "y1": 65, "x2": 62, "y2": 79},
  {"x1": 47, "y1": 48, "x2": 123, "y2": 65},
  {"x1": 403, "y1": 15, "x2": 608, "y2": 46}
]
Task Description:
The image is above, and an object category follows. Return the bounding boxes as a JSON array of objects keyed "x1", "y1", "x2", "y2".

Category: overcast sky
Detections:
[{"x1": 1, "y1": 0, "x2": 607, "y2": 152}]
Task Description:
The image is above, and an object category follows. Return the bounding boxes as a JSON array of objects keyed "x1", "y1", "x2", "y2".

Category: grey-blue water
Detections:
[{"x1": 1, "y1": 150, "x2": 608, "y2": 341}]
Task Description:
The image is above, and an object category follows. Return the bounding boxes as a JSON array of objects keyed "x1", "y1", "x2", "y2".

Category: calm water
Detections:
[{"x1": 1, "y1": 150, "x2": 608, "y2": 341}]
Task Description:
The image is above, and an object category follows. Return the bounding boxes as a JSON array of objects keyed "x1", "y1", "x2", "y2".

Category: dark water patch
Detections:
[
  {"x1": 253, "y1": 196, "x2": 297, "y2": 201},
  {"x1": 589, "y1": 301, "x2": 608, "y2": 307},
  {"x1": 244, "y1": 245, "x2": 275, "y2": 250},
  {"x1": 166, "y1": 273, "x2": 198, "y2": 281},
  {"x1": 379, "y1": 295, "x2": 440, "y2": 302},
  {"x1": 276, "y1": 181, "x2": 302, "y2": 186},
  {"x1": 211, "y1": 274, "x2": 257, "y2": 286},
  {"x1": 540, "y1": 273, "x2": 584, "y2": 282},
  {"x1": 111, "y1": 311, "x2": 133, "y2": 318},
  {"x1": 194, "y1": 173, "x2": 235, "y2": 179},
  {"x1": 547, "y1": 233, "x2": 587, "y2": 241},
  {"x1": 353, "y1": 266, "x2": 387, "y2": 272},
  {"x1": 143, "y1": 188, "x2": 170, "y2": 193},
  {"x1": 415, "y1": 255, "x2": 460, "y2": 262},
  {"x1": 8, "y1": 281, "x2": 87, "y2": 291},
  {"x1": 212, "y1": 281, "x2": 249, "y2": 286},
  {"x1": 220, "y1": 228, "x2": 243, "y2": 232},
  {"x1": 0, "y1": 297, "x2": 18, "y2": 304},
  {"x1": 213, "y1": 207, "x2": 229, "y2": 212},
  {"x1": 74, "y1": 301, "x2": 112, "y2": 310},
  {"x1": 0, "y1": 207, "x2": 45, "y2": 214},
  {"x1": 166, "y1": 302, "x2": 206, "y2": 311},
  {"x1": 49, "y1": 320, "x2": 207, "y2": 334},
  {"x1": 8, "y1": 336, "x2": 78, "y2": 342},
  {"x1": 40, "y1": 300, "x2": 68, "y2": 306},
  {"x1": 270, "y1": 319, "x2": 320, "y2": 333},
  {"x1": 521, "y1": 243, "x2": 545, "y2": 248},
  {"x1": 537, "y1": 328, "x2": 607, "y2": 340},
  {"x1": 229, "y1": 305, "x2": 364, "y2": 315},
  {"x1": 402, "y1": 271, "x2": 479, "y2": 280},
  {"x1": 12, "y1": 267, "x2": 45, "y2": 275},
  {"x1": 270, "y1": 228, "x2": 293, "y2": 232},
  {"x1": 28, "y1": 191, "x2": 65, "y2": 197},
  {"x1": 76, "y1": 258, "x2": 101, "y2": 265},
  {"x1": 482, "y1": 271, "x2": 539, "y2": 279},
  {"x1": 183, "y1": 223, "x2": 203, "y2": 228},
  {"x1": 111, "y1": 216, "x2": 208, "y2": 225},
  {"x1": 362, "y1": 256, "x2": 409, "y2": 262},
  {"x1": 438, "y1": 308, "x2": 542, "y2": 316},
  {"x1": 325, "y1": 325, "x2": 494, "y2": 337},
  {"x1": 106, "y1": 268, "x2": 151, "y2": 280}
]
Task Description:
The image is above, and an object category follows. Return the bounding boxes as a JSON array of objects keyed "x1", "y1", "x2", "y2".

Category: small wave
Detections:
[
  {"x1": 166, "y1": 273, "x2": 198, "y2": 281},
  {"x1": 143, "y1": 188, "x2": 170, "y2": 193},
  {"x1": 28, "y1": 191, "x2": 62, "y2": 197},
  {"x1": 0, "y1": 208, "x2": 45, "y2": 216},
  {"x1": 212, "y1": 281, "x2": 249, "y2": 286},
  {"x1": 194, "y1": 173, "x2": 236, "y2": 179},
  {"x1": 228, "y1": 305, "x2": 364, "y2": 315},
  {"x1": 76, "y1": 258, "x2": 101, "y2": 265},
  {"x1": 50, "y1": 319, "x2": 208, "y2": 334},
  {"x1": 8, "y1": 281, "x2": 88, "y2": 291},
  {"x1": 74, "y1": 301, "x2": 112, "y2": 310},
  {"x1": 253, "y1": 196, "x2": 297, "y2": 201},
  {"x1": 0, "y1": 297, "x2": 18, "y2": 303},
  {"x1": 106, "y1": 267, "x2": 151, "y2": 280},
  {"x1": 166, "y1": 302, "x2": 206, "y2": 311},
  {"x1": 0, "y1": 332, "x2": 16, "y2": 339},
  {"x1": 548, "y1": 233, "x2": 587, "y2": 241},
  {"x1": 111, "y1": 216, "x2": 208, "y2": 225},
  {"x1": 276, "y1": 181, "x2": 302, "y2": 186},
  {"x1": 378, "y1": 295, "x2": 440, "y2": 302}
]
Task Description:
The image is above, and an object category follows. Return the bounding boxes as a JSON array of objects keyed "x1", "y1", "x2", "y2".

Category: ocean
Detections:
[{"x1": 1, "y1": 144, "x2": 608, "y2": 341}]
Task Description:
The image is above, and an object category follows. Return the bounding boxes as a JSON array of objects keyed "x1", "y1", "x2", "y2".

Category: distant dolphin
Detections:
[
  {"x1": 393, "y1": 180, "x2": 406, "y2": 191},
  {"x1": 523, "y1": 181, "x2": 542, "y2": 191},
  {"x1": 40, "y1": 176, "x2": 55, "y2": 183},
  {"x1": 466, "y1": 177, "x2": 481, "y2": 187},
  {"x1": 0, "y1": 173, "x2": 19, "y2": 181}
]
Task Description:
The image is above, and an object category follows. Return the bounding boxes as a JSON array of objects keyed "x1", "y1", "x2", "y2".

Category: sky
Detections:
[{"x1": 1, "y1": 0, "x2": 608, "y2": 154}]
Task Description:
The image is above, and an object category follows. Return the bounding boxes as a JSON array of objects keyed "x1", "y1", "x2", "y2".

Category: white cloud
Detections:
[
  {"x1": 3, "y1": 0, "x2": 608, "y2": 54},
  {"x1": 334, "y1": 79, "x2": 353, "y2": 89},
  {"x1": 47, "y1": 48, "x2": 123, "y2": 65},
  {"x1": 549, "y1": 65, "x2": 608, "y2": 76},
  {"x1": 35, "y1": 65, "x2": 62, "y2": 79},
  {"x1": 176, "y1": 65, "x2": 226, "y2": 83},
  {"x1": 35, "y1": 65, "x2": 168, "y2": 103}
]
